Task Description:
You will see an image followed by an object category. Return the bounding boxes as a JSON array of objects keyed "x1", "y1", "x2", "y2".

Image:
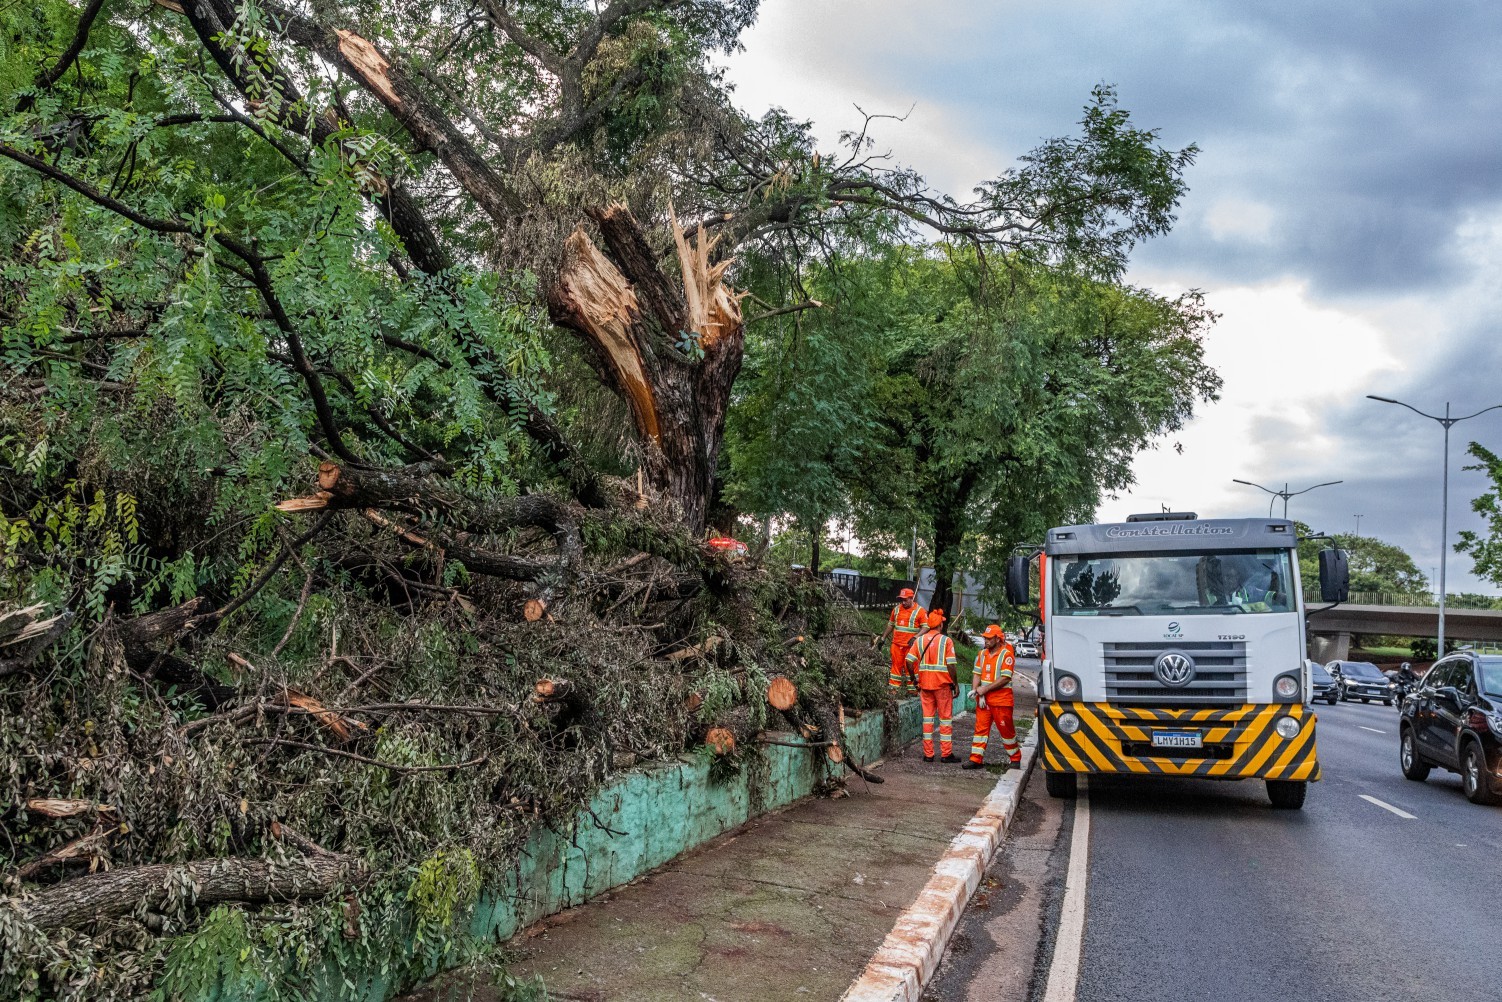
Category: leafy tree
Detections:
[
  {"x1": 1458, "y1": 441, "x2": 1502, "y2": 589},
  {"x1": 729, "y1": 247, "x2": 1220, "y2": 615},
  {"x1": 1296, "y1": 527, "x2": 1430, "y2": 599}
]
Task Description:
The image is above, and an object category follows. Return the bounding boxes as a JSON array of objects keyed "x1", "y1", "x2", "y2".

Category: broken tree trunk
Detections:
[
  {"x1": 12, "y1": 855, "x2": 368, "y2": 931},
  {"x1": 546, "y1": 204, "x2": 745, "y2": 534},
  {"x1": 0, "y1": 604, "x2": 73, "y2": 676}
]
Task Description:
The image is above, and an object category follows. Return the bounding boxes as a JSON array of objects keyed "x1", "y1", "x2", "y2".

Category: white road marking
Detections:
[
  {"x1": 1043, "y1": 777, "x2": 1090, "y2": 1002},
  {"x1": 1358, "y1": 725, "x2": 1386, "y2": 734},
  {"x1": 1359, "y1": 794, "x2": 1417, "y2": 819}
]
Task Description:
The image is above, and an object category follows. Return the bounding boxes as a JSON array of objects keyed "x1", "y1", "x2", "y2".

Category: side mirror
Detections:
[
  {"x1": 1319, "y1": 548, "x2": 1350, "y2": 603},
  {"x1": 1005, "y1": 556, "x2": 1030, "y2": 606}
]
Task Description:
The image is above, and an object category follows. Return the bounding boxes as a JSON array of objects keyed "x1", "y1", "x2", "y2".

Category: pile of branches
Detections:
[{"x1": 0, "y1": 462, "x2": 884, "y2": 1000}]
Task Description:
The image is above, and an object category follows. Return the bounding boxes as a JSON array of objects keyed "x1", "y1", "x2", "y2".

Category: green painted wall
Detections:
[{"x1": 188, "y1": 699, "x2": 924, "y2": 1001}]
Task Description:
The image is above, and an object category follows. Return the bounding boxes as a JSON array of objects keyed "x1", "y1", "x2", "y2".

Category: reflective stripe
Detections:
[{"x1": 889, "y1": 604, "x2": 926, "y2": 641}]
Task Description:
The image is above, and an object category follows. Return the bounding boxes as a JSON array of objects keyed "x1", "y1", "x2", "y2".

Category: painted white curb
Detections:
[{"x1": 841, "y1": 728, "x2": 1040, "y2": 1002}]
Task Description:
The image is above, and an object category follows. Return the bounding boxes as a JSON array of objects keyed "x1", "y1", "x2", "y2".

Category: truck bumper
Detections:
[{"x1": 1040, "y1": 702, "x2": 1320, "y2": 781}]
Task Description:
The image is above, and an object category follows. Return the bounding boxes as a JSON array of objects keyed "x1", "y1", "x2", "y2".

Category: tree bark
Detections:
[
  {"x1": 546, "y1": 205, "x2": 744, "y2": 534},
  {"x1": 11, "y1": 855, "x2": 368, "y2": 931}
]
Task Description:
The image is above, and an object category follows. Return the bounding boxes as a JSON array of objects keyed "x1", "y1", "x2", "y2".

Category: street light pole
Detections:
[
  {"x1": 1231, "y1": 478, "x2": 1344, "y2": 520},
  {"x1": 1354, "y1": 514, "x2": 1364, "y2": 537},
  {"x1": 1367, "y1": 395, "x2": 1502, "y2": 653}
]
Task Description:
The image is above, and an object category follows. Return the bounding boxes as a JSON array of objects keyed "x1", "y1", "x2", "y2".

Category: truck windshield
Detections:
[{"x1": 1053, "y1": 549, "x2": 1295, "y2": 616}]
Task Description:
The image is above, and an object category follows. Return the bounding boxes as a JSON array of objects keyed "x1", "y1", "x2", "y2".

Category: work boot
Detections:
[
  {"x1": 940, "y1": 753, "x2": 960, "y2": 764},
  {"x1": 923, "y1": 754, "x2": 935, "y2": 762},
  {"x1": 962, "y1": 760, "x2": 985, "y2": 770}
]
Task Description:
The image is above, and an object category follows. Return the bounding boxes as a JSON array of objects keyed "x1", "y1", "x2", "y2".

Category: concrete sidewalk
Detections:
[{"x1": 407, "y1": 683, "x2": 1037, "y2": 1002}]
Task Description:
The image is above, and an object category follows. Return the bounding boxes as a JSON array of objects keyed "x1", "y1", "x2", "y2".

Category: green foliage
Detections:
[
  {"x1": 1458, "y1": 442, "x2": 1502, "y2": 588},
  {"x1": 1295, "y1": 523, "x2": 1430, "y2": 598},
  {"x1": 409, "y1": 849, "x2": 483, "y2": 951}
]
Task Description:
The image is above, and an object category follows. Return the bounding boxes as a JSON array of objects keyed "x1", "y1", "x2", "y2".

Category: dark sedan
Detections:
[
  {"x1": 1329, "y1": 660, "x2": 1393, "y2": 704},
  {"x1": 1309, "y1": 661, "x2": 1339, "y2": 705},
  {"x1": 1399, "y1": 653, "x2": 1502, "y2": 805}
]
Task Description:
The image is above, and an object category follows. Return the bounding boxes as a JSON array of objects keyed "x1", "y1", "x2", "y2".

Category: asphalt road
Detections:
[{"x1": 929, "y1": 690, "x2": 1502, "y2": 1002}]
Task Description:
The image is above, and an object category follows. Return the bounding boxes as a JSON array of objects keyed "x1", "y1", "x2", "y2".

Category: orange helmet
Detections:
[
  {"x1": 981, "y1": 624, "x2": 1006, "y2": 640},
  {"x1": 899, "y1": 588, "x2": 915, "y2": 599},
  {"x1": 925, "y1": 610, "x2": 946, "y2": 628}
]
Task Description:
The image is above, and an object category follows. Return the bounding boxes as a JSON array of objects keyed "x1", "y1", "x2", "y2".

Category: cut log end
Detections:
[
  {"x1": 317, "y1": 461, "x2": 342, "y2": 491},
  {"x1": 523, "y1": 598, "x2": 548, "y2": 622},
  {"x1": 825, "y1": 743, "x2": 845, "y2": 764},
  {"x1": 766, "y1": 676, "x2": 798, "y2": 712},
  {"x1": 704, "y1": 727, "x2": 736, "y2": 755}
]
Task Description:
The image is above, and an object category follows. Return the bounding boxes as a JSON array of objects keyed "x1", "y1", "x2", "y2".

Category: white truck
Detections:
[{"x1": 1006, "y1": 512, "x2": 1349, "y2": 810}]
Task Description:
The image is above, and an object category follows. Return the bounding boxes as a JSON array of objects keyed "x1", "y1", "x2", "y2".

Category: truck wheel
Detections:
[
  {"x1": 1399, "y1": 728, "x2": 1430, "y2": 781},
  {"x1": 1266, "y1": 780, "x2": 1306, "y2": 809},
  {"x1": 1461, "y1": 742, "x2": 1499, "y2": 805},
  {"x1": 1044, "y1": 770, "x2": 1077, "y2": 799}
]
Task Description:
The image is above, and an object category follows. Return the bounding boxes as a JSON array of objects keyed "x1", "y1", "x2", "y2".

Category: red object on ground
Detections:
[{"x1": 707, "y1": 536, "x2": 749, "y2": 559}]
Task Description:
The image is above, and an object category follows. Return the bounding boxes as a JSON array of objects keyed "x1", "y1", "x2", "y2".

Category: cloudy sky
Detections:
[{"x1": 723, "y1": 0, "x2": 1502, "y2": 593}]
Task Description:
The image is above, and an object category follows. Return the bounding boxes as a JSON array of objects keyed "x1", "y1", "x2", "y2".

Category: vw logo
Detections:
[{"x1": 1154, "y1": 650, "x2": 1197, "y2": 688}]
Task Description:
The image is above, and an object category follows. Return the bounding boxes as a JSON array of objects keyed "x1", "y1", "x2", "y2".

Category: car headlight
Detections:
[
  {"x1": 1275, "y1": 676, "x2": 1300, "y2": 699},
  {"x1": 1486, "y1": 712, "x2": 1502, "y2": 740},
  {"x1": 1056, "y1": 674, "x2": 1080, "y2": 698},
  {"x1": 1057, "y1": 712, "x2": 1082, "y2": 734},
  {"x1": 1275, "y1": 716, "x2": 1301, "y2": 739}
]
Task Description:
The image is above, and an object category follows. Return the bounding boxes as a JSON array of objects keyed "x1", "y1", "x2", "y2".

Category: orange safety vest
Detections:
[
  {"x1": 974, "y1": 644, "x2": 1016, "y2": 706},
  {"x1": 889, "y1": 603, "x2": 926, "y2": 647},
  {"x1": 906, "y1": 631, "x2": 957, "y2": 690}
]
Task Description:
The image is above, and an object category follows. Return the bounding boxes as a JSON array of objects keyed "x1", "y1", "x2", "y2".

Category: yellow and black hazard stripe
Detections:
[{"x1": 1040, "y1": 702, "x2": 1320, "y2": 781}]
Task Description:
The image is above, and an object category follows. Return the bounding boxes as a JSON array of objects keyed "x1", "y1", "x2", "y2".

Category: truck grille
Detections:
[{"x1": 1103, "y1": 641, "x2": 1248, "y2": 705}]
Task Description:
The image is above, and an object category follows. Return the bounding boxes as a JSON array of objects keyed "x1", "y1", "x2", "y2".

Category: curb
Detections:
[{"x1": 840, "y1": 727, "x2": 1040, "y2": 1002}]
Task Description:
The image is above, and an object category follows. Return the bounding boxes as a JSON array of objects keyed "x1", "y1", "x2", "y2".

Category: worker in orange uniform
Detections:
[
  {"x1": 964, "y1": 624, "x2": 1020, "y2": 772},
  {"x1": 876, "y1": 588, "x2": 926, "y2": 692},
  {"x1": 906, "y1": 609, "x2": 959, "y2": 762}
]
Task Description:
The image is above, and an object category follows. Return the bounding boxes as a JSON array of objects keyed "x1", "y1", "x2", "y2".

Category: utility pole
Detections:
[
  {"x1": 1368, "y1": 395, "x2": 1502, "y2": 652},
  {"x1": 1354, "y1": 514, "x2": 1363, "y2": 537}
]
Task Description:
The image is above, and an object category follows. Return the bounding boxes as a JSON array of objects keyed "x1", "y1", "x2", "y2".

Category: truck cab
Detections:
[{"x1": 1009, "y1": 512, "x2": 1349, "y2": 810}]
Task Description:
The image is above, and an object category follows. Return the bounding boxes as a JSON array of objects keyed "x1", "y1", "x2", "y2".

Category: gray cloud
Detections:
[{"x1": 766, "y1": 1, "x2": 1502, "y2": 297}]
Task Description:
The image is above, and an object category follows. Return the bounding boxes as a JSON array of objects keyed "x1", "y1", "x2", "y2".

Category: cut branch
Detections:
[{"x1": 12, "y1": 855, "x2": 368, "y2": 931}]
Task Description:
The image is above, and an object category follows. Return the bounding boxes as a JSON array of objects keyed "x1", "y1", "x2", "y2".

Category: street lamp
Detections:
[
  {"x1": 1354, "y1": 514, "x2": 1364, "y2": 537},
  {"x1": 1367, "y1": 395, "x2": 1502, "y2": 652},
  {"x1": 1231, "y1": 478, "x2": 1344, "y2": 519}
]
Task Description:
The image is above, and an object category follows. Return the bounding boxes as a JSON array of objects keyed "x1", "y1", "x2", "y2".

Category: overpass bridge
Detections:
[{"x1": 1307, "y1": 603, "x2": 1502, "y2": 661}]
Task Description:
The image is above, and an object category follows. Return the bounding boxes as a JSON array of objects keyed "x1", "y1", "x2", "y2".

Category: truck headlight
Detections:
[
  {"x1": 1275, "y1": 716, "x2": 1301, "y2": 739},
  {"x1": 1275, "y1": 676, "x2": 1300, "y2": 699},
  {"x1": 1056, "y1": 674, "x2": 1080, "y2": 698},
  {"x1": 1057, "y1": 712, "x2": 1082, "y2": 734}
]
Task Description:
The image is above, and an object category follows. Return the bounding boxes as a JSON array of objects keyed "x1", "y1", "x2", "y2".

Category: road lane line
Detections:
[
  {"x1": 1359, "y1": 725, "x2": 1387, "y2": 734},
  {"x1": 1359, "y1": 794, "x2": 1416, "y2": 819},
  {"x1": 1043, "y1": 778, "x2": 1090, "y2": 1002}
]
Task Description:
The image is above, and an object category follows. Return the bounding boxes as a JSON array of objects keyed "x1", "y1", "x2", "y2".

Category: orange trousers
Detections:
[
  {"x1": 920, "y1": 687, "x2": 954, "y2": 757},
  {"x1": 889, "y1": 641, "x2": 916, "y2": 690},
  {"x1": 970, "y1": 694, "x2": 1019, "y2": 764}
]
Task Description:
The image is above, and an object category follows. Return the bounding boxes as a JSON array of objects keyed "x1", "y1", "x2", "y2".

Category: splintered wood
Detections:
[
  {"x1": 669, "y1": 206, "x2": 746, "y2": 351},
  {"x1": 551, "y1": 228, "x2": 660, "y2": 441}
]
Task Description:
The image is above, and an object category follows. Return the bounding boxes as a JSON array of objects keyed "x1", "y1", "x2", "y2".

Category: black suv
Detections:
[
  {"x1": 1310, "y1": 661, "x2": 1339, "y2": 705},
  {"x1": 1329, "y1": 660, "x2": 1393, "y2": 704},
  {"x1": 1398, "y1": 653, "x2": 1502, "y2": 805}
]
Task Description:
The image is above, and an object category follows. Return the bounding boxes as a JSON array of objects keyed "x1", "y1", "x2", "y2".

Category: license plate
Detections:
[{"x1": 1151, "y1": 730, "x2": 1203, "y2": 749}]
